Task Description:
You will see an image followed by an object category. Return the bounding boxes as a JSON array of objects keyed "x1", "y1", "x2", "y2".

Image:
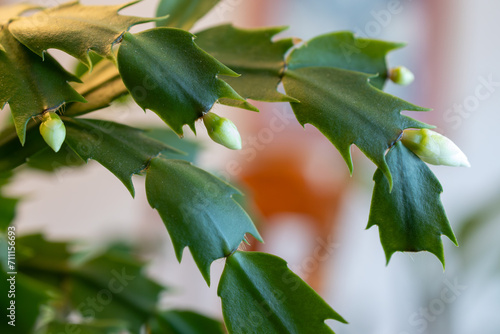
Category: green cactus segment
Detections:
[
  {"x1": 286, "y1": 31, "x2": 404, "y2": 89},
  {"x1": 117, "y1": 28, "x2": 250, "y2": 136},
  {"x1": 368, "y1": 141, "x2": 458, "y2": 266},
  {"x1": 146, "y1": 158, "x2": 262, "y2": 285},
  {"x1": 39, "y1": 112, "x2": 66, "y2": 152},
  {"x1": 283, "y1": 66, "x2": 431, "y2": 188},
  {"x1": 219, "y1": 251, "x2": 346, "y2": 334},
  {"x1": 203, "y1": 112, "x2": 242, "y2": 150}
]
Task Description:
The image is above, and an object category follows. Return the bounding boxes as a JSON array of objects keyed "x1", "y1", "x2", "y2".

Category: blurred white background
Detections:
[{"x1": 2, "y1": 0, "x2": 500, "y2": 333}]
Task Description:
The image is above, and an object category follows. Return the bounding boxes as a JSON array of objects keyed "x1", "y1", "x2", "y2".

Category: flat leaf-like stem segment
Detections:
[
  {"x1": 287, "y1": 31, "x2": 404, "y2": 89},
  {"x1": 283, "y1": 66, "x2": 431, "y2": 188},
  {"x1": 8, "y1": 1, "x2": 154, "y2": 67},
  {"x1": 156, "y1": 0, "x2": 220, "y2": 31},
  {"x1": 145, "y1": 158, "x2": 262, "y2": 285},
  {"x1": 367, "y1": 142, "x2": 458, "y2": 265},
  {"x1": 117, "y1": 28, "x2": 251, "y2": 136},
  {"x1": 62, "y1": 117, "x2": 179, "y2": 196},
  {"x1": 218, "y1": 251, "x2": 346, "y2": 334},
  {"x1": 195, "y1": 24, "x2": 296, "y2": 102},
  {"x1": 13, "y1": 234, "x2": 165, "y2": 333},
  {"x1": 0, "y1": 28, "x2": 85, "y2": 144}
]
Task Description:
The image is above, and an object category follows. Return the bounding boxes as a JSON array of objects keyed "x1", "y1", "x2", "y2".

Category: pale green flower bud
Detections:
[
  {"x1": 389, "y1": 66, "x2": 415, "y2": 86},
  {"x1": 39, "y1": 112, "x2": 66, "y2": 153},
  {"x1": 203, "y1": 112, "x2": 242, "y2": 150},
  {"x1": 402, "y1": 129, "x2": 470, "y2": 167}
]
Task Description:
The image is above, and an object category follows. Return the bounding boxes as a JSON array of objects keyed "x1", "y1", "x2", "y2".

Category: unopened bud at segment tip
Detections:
[
  {"x1": 203, "y1": 112, "x2": 242, "y2": 150},
  {"x1": 389, "y1": 66, "x2": 415, "y2": 86},
  {"x1": 39, "y1": 112, "x2": 66, "y2": 153},
  {"x1": 402, "y1": 129, "x2": 470, "y2": 167}
]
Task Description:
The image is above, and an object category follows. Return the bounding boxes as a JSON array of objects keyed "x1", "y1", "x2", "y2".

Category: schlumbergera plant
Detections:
[{"x1": 0, "y1": 1, "x2": 470, "y2": 333}]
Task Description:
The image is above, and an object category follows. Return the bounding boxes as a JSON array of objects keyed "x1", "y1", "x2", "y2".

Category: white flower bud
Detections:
[
  {"x1": 402, "y1": 129, "x2": 470, "y2": 167},
  {"x1": 39, "y1": 112, "x2": 66, "y2": 153},
  {"x1": 203, "y1": 112, "x2": 242, "y2": 150},
  {"x1": 389, "y1": 66, "x2": 415, "y2": 86}
]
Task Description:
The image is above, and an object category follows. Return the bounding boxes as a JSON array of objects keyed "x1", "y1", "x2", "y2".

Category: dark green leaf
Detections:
[
  {"x1": 287, "y1": 31, "x2": 403, "y2": 89},
  {"x1": 117, "y1": 28, "x2": 251, "y2": 136},
  {"x1": 219, "y1": 251, "x2": 346, "y2": 334},
  {"x1": 0, "y1": 4, "x2": 40, "y2": 25},
  {"x1": 156, "y1": 0, "x2": 219, "y2": 30},
  {"x1": 0, "y1": 196, "x2": 17, "y2": 232},
  {"x1": 0, "y1": 268, "x2": 55, "y2": 334},
  {"x1": 367, "y1": 141, "x2": 457, "y2": 265},
  {"x1": 66, "y1": 60, "x2": 128, "y2": 117},
  {"x1": 146, "y1": 158, "x2": 262, "y2": 284},
  {"x1": 75, "y1": 252, "x2": 165, "y2": 315},
  {"x1": 195, "y1": 24, "x2": 295, "y2": 102},
  {"x1": 44, "y1": 320, "x2": 128, "y2": 334},
  {"x1": 282, "y1": 67, "x2": 430, "y2": 187},
  {"x1": 9, "y1": 1, "x2": 154, "y2": 66},
  {"x1": 63, "y1": 117, "x2": 179, "y2": 196},
  {"x1": 0, "y1": 28, "x2": 85, "y2": 144},
  {"x1": 149, "y1": 310, "x2": 225, "y2": 334},
  {"x1": 0, "y1": 122, "x2": 45, "y2": 173}
]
